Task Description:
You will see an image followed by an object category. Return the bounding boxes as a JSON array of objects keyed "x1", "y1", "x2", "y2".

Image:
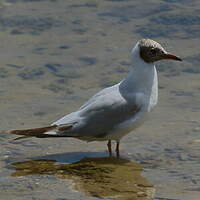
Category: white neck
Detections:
[{"x1": 120, "y1": 43, "x2": 158, "y2": 95}]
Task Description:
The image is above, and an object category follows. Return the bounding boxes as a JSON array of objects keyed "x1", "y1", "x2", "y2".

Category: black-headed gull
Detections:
[{"x1": 9, "y1": 39, "x2": 182, "y2": 157}]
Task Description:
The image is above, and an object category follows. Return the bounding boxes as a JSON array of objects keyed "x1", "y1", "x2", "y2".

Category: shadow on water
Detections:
[
  {"x1": 33, "y1": 151, "x2": 107, "y2": 163},
  {"x1": 10, "y1": 152, "x2": 155, "y2": 200}
]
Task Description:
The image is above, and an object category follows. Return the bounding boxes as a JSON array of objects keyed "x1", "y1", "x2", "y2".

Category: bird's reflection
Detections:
[{"x1": 11, "y1": 153, "x2": 155, "y2": 199}]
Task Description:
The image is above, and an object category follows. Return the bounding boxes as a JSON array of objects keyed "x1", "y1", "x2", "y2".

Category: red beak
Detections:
[{"x1": 162, "y1": 53, "x2": 182, "y2": 61}]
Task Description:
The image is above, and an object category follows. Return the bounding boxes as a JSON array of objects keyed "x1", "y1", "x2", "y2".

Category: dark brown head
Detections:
[{"x1": 139, "y1": 39, "x2": 182, "y2": 63}]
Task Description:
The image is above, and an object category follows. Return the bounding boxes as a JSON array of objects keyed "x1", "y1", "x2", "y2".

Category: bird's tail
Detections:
[{"x1": 8, "y1": 124, "x2": 73, "y2": 140}]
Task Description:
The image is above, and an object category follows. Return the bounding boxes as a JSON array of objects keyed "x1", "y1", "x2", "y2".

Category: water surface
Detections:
[{"x1": 0, "y1": 0, "x2": 200, "y2": 199}]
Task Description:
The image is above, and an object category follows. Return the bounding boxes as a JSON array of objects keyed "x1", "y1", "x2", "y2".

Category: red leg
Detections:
[
  {"x1": 107, "y1": 140, "x2": 112, "y2": 157},
  {"x1": 116, "y1": 141, "x2": 120, "y2": 158}
]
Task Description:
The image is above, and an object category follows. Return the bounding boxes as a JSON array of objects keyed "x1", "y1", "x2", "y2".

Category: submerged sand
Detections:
[{"x1": 11, "y1": 157, "x2": 155, "y2": 200}]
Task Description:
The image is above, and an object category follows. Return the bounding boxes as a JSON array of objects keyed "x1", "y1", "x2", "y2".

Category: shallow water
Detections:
[
  {"x1": 0, "y1": 0, "x2": 200, "y2": 199},
  {"x1": 10, "y1": 157, "x2": 155, "y2": 200}
]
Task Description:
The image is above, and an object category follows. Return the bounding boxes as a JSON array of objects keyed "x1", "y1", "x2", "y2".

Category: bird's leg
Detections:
[
  {"x1": 107, "y1": 140, "x2": 112, "y2": 157},
  {"x1": 115, "y1": 141, "x2": 120, "y2": 158}
]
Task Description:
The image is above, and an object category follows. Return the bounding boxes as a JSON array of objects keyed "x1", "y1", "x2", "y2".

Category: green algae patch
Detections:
[{"x1": 11, "y1": 157, "x2": 155, "y2": 200}]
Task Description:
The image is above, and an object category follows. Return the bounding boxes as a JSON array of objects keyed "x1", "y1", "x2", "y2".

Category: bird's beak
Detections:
[{"x1": 162, "y1": 53, "x2": 182, "y2": 61}]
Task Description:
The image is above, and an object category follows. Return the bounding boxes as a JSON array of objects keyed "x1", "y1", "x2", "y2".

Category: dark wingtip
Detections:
[
  {"x1": 8, "y1": 129, "x2": 25, "y2": 135},
  {"x1": 13, "y1": 136, "x2": 32, "y2": 141},
  {"x1": 176, "y1": 57, "x2": 182, "y2": 61}
]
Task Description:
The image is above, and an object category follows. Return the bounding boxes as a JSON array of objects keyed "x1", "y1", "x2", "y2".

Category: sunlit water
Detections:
[{"x1": 0, "y1": 0, "x2": 200, "y2": 199}]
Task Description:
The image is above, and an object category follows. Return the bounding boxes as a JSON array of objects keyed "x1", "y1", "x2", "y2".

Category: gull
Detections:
[{"x1": 9, "y1": 39, "x2": 182, "y2": 157}]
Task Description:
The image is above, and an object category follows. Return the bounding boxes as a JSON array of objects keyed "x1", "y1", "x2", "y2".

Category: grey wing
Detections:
[{"x1": 52, "y1": 84, "x2": 140, "y2": 138}]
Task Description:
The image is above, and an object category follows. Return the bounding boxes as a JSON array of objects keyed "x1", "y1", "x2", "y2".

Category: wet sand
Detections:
[{"x1": 0, "y1": 0, "x2": 200, "y2": 199}]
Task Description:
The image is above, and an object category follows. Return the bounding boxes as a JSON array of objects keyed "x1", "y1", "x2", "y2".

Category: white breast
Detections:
[
  {"x1": 105, "y1": 52, "x2": 159, "y2": 141},
  {"x1": 146, "y1": 66, "x2": 158, "y2": 112}
]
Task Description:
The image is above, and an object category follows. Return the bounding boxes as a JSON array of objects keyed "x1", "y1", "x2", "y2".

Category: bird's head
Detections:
[{"x1": 138, "y1": 38, "x2": 182, "y2": 63}]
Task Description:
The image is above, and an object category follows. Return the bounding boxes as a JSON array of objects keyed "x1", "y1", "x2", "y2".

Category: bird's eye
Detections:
[{"x1": 150, "y1": 49, "x2": 157, "y2": 55}]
